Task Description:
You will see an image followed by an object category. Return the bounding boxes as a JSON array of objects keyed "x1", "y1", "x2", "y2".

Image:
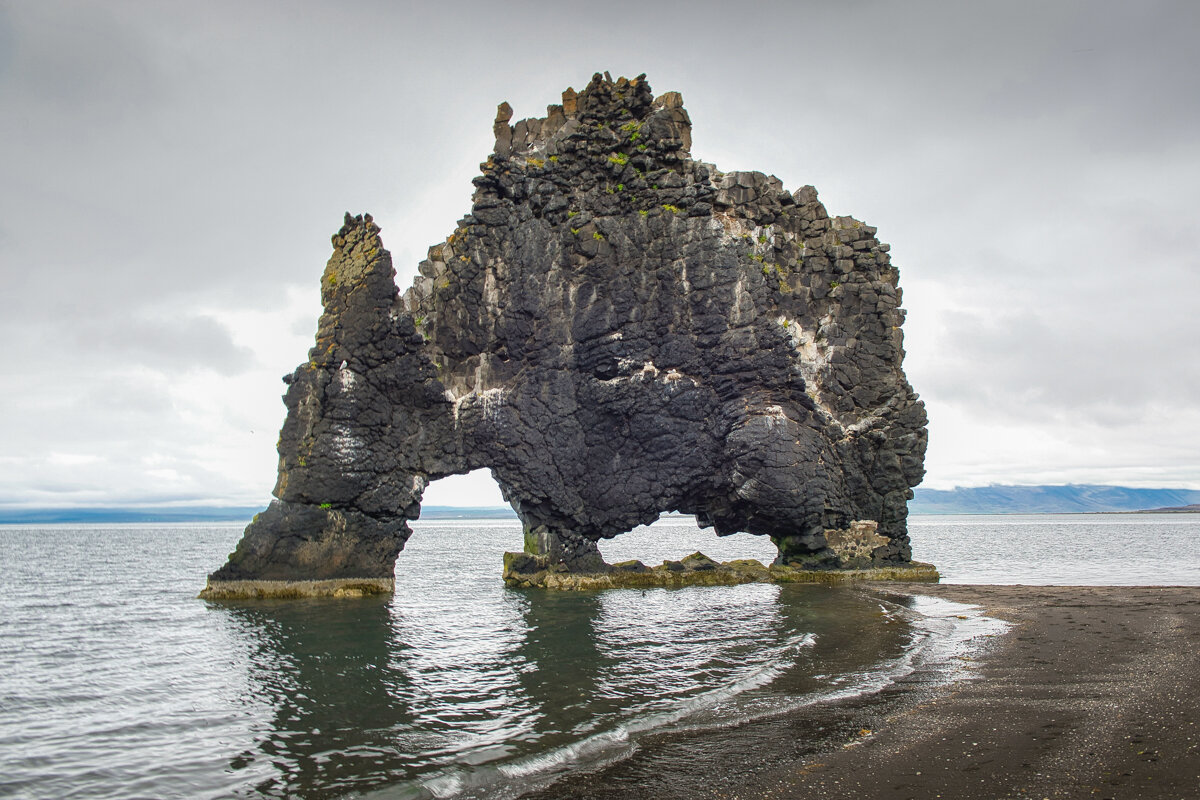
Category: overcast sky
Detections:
[{"x1": 1, "y1": 0, "x2": 1197, "y2": 510}]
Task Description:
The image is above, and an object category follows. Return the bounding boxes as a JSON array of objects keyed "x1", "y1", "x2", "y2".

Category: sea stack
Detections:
[{"x1": 201, "y1": 73, "x2": 931, "y2": 599}]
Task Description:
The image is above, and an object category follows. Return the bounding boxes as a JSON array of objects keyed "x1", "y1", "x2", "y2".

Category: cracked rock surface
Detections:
[{"x1": 206, "y1": 73, "x2": 927, "y2": 589}]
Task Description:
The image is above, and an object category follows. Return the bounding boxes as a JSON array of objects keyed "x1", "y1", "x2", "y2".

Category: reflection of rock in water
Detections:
[
  {"x1": 513, "y1": 590, "x2": 611, "y2": 735},
  {"x1": 771, "y1": 585, "x2": 918, "y2": 693},
  {"x1": 518, "y1": 586, "x2": 925, "y2": 800},
  {"x1": 203, "y1": 72, "x2": 929, "y2": 599},
  {"x1": 216, "y1": 597, "x2": 410, "y2": 797},
  {"x1": 212, "y1": 569, "x2": 926, "y2": 798}
]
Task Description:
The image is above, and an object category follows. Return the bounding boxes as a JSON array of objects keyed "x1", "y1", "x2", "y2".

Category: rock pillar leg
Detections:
[
  {"x1": 523, "y1": 525, "x2": 608, "y2": 572},
  {"x1": 201, "y1": 213, "x2": 441, "y2": 599},
  {"x1": 200, "y1": 500, "x2": 409, "y2": 599},
  {"x1": 502, "y1": 525, "x2": 609, "y2": 586},
  {"x1": 770, "y1": 526, "x2": 837, "y2": 569}
]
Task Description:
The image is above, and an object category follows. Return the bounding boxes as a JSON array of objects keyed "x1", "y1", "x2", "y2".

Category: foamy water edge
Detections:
[{"x1": 361, "y1": 592, "x2": 1009, "y2": 800}]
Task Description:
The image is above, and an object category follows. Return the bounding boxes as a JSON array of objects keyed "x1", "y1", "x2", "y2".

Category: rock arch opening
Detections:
[
  {"x1": 419, "y1": 468, "x2": 509, "y2": 513},
  {"x1": 597, "y1": 515, "x2": 777, "y2": 567}
]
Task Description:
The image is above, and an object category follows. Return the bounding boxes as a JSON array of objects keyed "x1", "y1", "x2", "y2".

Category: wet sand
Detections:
[{"x1": 523, "y1": 585, "x2": 1200, "y2": 800}]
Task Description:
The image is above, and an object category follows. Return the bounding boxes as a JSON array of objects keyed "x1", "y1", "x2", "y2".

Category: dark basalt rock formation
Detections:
[{"x1": 201, "y1": 73, "x2": 928, "y2": 599}]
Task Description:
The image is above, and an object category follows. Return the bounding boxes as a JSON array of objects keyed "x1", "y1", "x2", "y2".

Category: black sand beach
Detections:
[{"x1": 523, "y1": 585, "x2": 1200, "y2": 800}]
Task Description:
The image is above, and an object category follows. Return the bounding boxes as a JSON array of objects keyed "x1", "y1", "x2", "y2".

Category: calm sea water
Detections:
[
  {"x1": 907, "y1": 513, "x2": 1200, "y2": 585},
  {"x1": 0, "y1": 513, "x2": 1193, "y2": 798}
]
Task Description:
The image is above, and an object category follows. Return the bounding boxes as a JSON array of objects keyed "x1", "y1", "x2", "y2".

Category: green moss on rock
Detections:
[{"x1": 502, "y1": 551, "x2": 937, "y2": 590}]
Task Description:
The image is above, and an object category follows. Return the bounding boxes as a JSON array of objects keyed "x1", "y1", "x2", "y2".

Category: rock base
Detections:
[
  {"x1": 502, "y1": 551, "x2": 939, "y2": 590},
  {"x1": 198, "y1": 577, "x2": 395, "y2": 600}
]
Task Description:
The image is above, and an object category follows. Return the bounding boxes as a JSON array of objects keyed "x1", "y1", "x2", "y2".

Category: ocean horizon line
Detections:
[{"x1": 4, "y1": 482, "x2": 1200, "y2": 524}]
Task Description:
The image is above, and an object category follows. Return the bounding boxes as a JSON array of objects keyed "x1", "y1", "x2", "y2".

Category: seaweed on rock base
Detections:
[{"x1": 502, "y1": 550, "x2": 939, "y2": 590}]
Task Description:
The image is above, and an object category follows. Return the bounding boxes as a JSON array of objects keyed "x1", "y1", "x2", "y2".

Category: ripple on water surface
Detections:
[
  {"x1": 908, "y1": 513, "x2": 1200, "y2": 585},
  {"x1": 0, "y1": 519, "x2": 1008, "y2": 799}
]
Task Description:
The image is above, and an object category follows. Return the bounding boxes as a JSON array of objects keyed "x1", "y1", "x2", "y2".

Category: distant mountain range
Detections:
[
  {"x1": 4, "y1": 487, "x2": 1200, "y2": 524},
  {"x1": 910, "y1": 485, "x2": 1200, "y2": 515},
  {"x1": 0, "y1": 506, "x2": 265, "y2": 524}
]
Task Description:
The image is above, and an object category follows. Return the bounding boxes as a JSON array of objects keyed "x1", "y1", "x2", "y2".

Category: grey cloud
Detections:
[
  {"x1": 0, "y1": 3, "x2": 163, "y2": 121},
  {"x1": 85, "y1": 374, "x2": 177, "y2": 417},
  {"x1": 77, "y1": 313, "x2": 255, "y2": 372},
  {"x1": 290, "y1": 312, "x2": 318, "y2": 338},
  {"x1": 916, "y1": 303, "x2": 1200, "y2": 423},
  {"x1": 7, "y1": 371, "x2": 172, "y2": 444},
  {"x1": 0, "y1": 368, "x2": 274, "y2": 506},
  {"x1": 23, "y1": 311, "x2": 257, "y2": 374}
]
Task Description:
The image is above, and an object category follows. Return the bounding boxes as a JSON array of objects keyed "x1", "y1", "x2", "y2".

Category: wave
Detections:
[{"x1": 361, "y1": 595, "x2": 1007, "y2": 800}]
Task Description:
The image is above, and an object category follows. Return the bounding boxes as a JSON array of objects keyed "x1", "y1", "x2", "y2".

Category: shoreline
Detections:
[{"x1": 519, "y1": 584, "x2": 1200, "y2": 800}]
